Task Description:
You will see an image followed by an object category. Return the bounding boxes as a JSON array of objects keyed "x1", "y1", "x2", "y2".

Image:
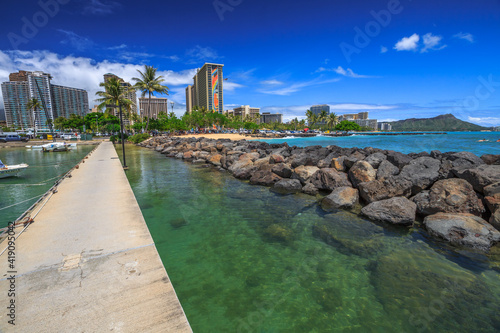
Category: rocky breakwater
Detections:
[{"x1": 140, "y1": 137, "x2": 500, "y2": 251}]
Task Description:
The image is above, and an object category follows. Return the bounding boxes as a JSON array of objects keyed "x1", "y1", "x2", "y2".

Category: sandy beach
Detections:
[{"x1": 173, "y1": 133, "x2": 257, "y2": 140}]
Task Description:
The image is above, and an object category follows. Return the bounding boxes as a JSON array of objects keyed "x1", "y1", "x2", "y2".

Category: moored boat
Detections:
[
  {"x1": 0, "y1": 159, "x2": 29, "y2": 178},
  {"x1": 42, "y1": 142, "x2": 72, "y2": 152}
]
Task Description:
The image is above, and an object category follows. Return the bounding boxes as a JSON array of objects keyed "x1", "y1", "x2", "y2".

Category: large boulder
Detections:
[
  {"x1": 269, "y1": 154, "x2": 285, "y2": 164},
  {"x1": 331, "y1": 156, "x2": 346, "y2": 172},
  {"x1": 484, "y1": 182, "x2": 500, "y2": 197},
  {"x1": 239, "y1": 152, "x2": 260, "y2": 162},
  {"x1": 309, "y1": 168, "x2": 352, "y2": 191},
  {"x1": 365, "y1": 152, "x2": 387, "y2": 168},
  {"x1": 349, "y1": 161, "x2": 376, "y2": 188},
  {"x1": 361, "y1": 197, "x2": 416, "y2": 225},
  {"x1": 271, "y1": 163, "x2": 293, "y2": 178},
  {"x1": 272, "y1": 179, "x2": 302, "y2": 194},
  {"x1": 249, "y1": 170, "x2": 282, "y2": 186},
  {"x1": 302, "y1": 182, "x2": 319, "y2": 196},
  {"x1": 291, "y1": 165, "x2": 319, "y2": 184},
  {"x1": 481, "y1": 154, "x2": 500, "y2": 165},
  {"x1": 208, "y1": 153, "x2": 222, "y2": 166},
  {"x1": 358, "y1": 177, "x2": 412, "y2": 203},
  {"x1": 411, "y1": 178, "x2": 485, "y2": 216},
  {"x1": 424, "y1": 213, "x2": 500, "y2": 251},
  {"x1": 290, "y1": 153, "x2": 311, "y2": 168},
  {"x1": 376, "y1": 160, "x2": 400, "y2": 180},
  {"x1": 399, "y1": 157, "x2": 441, "y2": 194},
  {"x1": 228, "y1": 159, "x2": 257, "y2": 179},
  {"x1": 444, "y1": 151, "x2": 485, "y2": 173},
  {"x1": 321, "y1": 187, "x2": 359, "y2": 211},
  {"x1": 454, "y1": 165, "x2": 500, "y2": 193},
  {"x1": 386, "y1": 151, "x2": 412, "y2": 170}
]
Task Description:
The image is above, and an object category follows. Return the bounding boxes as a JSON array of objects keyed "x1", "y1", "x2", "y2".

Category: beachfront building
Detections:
[
  {"x1": 338, "y1": 111, "x2": 377, "y2": 130},
  {"x1": 310, "y1": 104, "x2": 330, "y2": 125},
  {"x1": 232, "y1": 105, "x2": 260, "y2": 120},
  {"x1": 186, "y1": 63, "x2": 224, "y2": 113},
  {"x1": 260, "y1": 112, "x2": 283, "y2": 124},
  {"x1": 354, "y1": 119, "x2": 378, "y2": 130},
  {"x1": 139, "y1": 96, "x2": 169, "y2": 120},
  {"x1": 378, "y1": 122, "x2": 392, "y2": 131},
  {"x1": 1, "y1": 70, "x2": 88, "y2": 131}
]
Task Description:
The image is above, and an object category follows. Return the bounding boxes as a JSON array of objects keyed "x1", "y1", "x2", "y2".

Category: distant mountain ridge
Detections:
[{"x1": 389, "y1": 114, "x2": 487, "y2": 131}]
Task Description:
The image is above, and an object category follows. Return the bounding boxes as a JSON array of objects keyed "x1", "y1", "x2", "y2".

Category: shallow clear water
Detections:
[
  {"x1": 121, "y1": 145, "x2": 500, "y2": 333},
  {"x1": 260, "y1": 132, "x2": 500, "y2": 156},
  {"x1": 0, "y1": 145, "x2": 95, "y2": 226}
]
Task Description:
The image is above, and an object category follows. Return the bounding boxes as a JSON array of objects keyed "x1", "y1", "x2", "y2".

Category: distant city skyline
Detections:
[{"x1": 0, "y1": 0, "x2": 499, "y2": 125}]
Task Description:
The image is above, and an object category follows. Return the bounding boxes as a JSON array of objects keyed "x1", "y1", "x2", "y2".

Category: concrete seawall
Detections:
[{"x1": 0, "y1": 141, "x2": 192, "y2": 332}]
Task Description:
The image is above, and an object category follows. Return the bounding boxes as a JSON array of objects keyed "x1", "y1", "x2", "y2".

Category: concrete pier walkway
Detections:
[{"x1": 0, "y1": 142, "x2": 192, "y2": 332}]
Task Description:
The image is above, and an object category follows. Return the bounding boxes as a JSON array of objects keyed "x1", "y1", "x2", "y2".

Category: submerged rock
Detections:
[
  {"x1": 263, "y1": 223, "x2": 294, "y2": 243},
  {"x1": 424, "y1": 212, "x2": 500, "y2": 251},
  {"x1": 361, "y1": 197, "x2": 416, "y2": 225}
]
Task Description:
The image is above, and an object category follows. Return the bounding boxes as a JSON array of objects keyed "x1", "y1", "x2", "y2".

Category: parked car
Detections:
[{"x1": 0, "y1": 134, "x2": 29, "y2": 143}]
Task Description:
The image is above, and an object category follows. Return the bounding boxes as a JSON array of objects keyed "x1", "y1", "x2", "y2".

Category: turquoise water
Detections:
[
  {"x1": 121, "y1": 145, "x2": 500, "y2": 333},
  {"x1": 260, "y1": 132, "x2": 500, "y2": 156},
  {"x1": 0, "y1": 145, "x2": 95, "y2": 226}
]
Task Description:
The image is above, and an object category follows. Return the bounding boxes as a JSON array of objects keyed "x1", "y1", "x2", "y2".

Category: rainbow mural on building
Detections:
[{"x1": 211, "y1": 67, "x2": 219, "y2": 112}]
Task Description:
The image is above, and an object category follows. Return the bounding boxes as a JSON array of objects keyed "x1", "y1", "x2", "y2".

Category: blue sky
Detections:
[{"x1": 1, "y1": 0, "x2": 499, "y2": 125}]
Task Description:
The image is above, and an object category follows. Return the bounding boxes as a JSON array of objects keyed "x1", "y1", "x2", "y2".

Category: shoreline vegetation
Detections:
[{"x1": 139, "y1": 135, "x2": 500, "y2": 254}]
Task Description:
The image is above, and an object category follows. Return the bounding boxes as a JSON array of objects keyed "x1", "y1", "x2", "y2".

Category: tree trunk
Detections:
[{"x1": 145, "y1": 91, "x2": 151, "y2": 132}]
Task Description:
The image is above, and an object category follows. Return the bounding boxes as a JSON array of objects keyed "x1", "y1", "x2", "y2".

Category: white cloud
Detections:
[
  {"x1": 83, "y1": 0, "x2": 121, "y2": 15},
  {"x1": 380, "y1": 46, "x2": 388, "y2": 53},
  {"x1": 185, "y1": 46, "x2": 221, "y2": 64},
  {"x1": 261, "y1": 79, "x2": 283, "y2": 85},
  {"x1": 223, "y1": 81, "x2": 244, "y2": 92},
  {"x1": 260, "y1": 78, "x2": 340, "y2": 96},
  {"x1": 454, "y1": 32, "x2": 474, "y2": 43},
  {"x1": 58, "y1": 30, "x2": 94, "y2": 51},
  {"x1": 107, "y1": 44, "x2": 127, "y2": 50},
  {"x1": 394, "y1": 33, "x2": 420, "y2": 51},
  {"x1": 421, "y1": 33, "x2": 446, "y2": 53},
  {"x1": 0, "y1": 50, "x2": 197, "y2": 114},
  {"x1": 317, "y1": 66, "x2": 375, "y2": 78},
  {"x1": 467, "y1": 116, "x2": 500, "y2": 126}
]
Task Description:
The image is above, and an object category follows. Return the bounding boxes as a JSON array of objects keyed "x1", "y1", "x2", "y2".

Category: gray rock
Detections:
[
  {"x1": 424, "y1": 213, "x2": 500, "y2": 251},
  {"x1": 358, "y1": 177, "x2": 412, "y2": 203},
  {"x1": 291, "y1": 165, "x2": 320, "y2": 185},
  {"x1": 361, "y1": 197, "x2": 416, "y2": 225},
  {"x1": 321, "y1": 187, "x2": 359, "y2": 211},
  {"x1": 411, "y1": 178, "x2": 485, "y2": 216},
  {"x1": 445, "y1": 151, "x2": 485, "y2": 174},
  {"x1": 269, "y1": 154, "x2": 284, "y2": 164},
  {"x1": 481, "y1": 154, "x2": 500, "y2": 165},
  {"x1": 386, "y1": 151, "x2": 412, "y2": 170},
  {"x1": 376, "y1": 160, "x2": 400, "y2": 180},
  {"x1": 455, "y1": 164, "x2": 500, "y2": 193},
  {"x1": 272, "y1": 179, "x2": 303, "y2": 194},
  {"x1": 309, "y1": 168, "x2": 352, "y2": 191},
  {"x1": 331, "y1": 156, "x2": 346, "y2": 172},
  {"x1": 365, "y1": 152, "x2": 387, "y2": 168},
  {"x1": 228, "y1": 159, "x2": 257, "y2": 179},
  {"x1": 302, "y1": 182, "x2": 319, "y2": 195},
  {"x1": 490, "y1": 209, "x2": 500, "y2": 231},
  {"x1": 271, "y1": 163, "x2": 293, "y2": 178},
  {"x1": 349, "y1": 161, "x2": 376, "y2": 188},
  {"x1": 399, "y1": 156, "x2": 441, "y2": 194},
  {"x1": 249, "y1": 170, "x2": 282, "y2": 186},
  {"x1": 484, "y1": 182, "x2": 500, "y2": 197}
]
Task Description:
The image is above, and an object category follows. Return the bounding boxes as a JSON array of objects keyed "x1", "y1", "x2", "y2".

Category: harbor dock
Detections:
[{"x1": 0, "y1": 141, "x2": 192, "y2": 332}]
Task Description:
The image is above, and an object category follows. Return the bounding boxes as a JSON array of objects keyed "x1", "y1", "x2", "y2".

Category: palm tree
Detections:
[
  {"x1": 26, "y1": 98, "x2": 42, "y2": 138},
  {"x1": 95, "y1": 77, "x2": 134, "y2": 168},
  {"x1": 326, "y1": 113, "x2": 339, "y2": 130},
  {"x1": 132, "y1": 65, "x2": 169, "y2": 131}
]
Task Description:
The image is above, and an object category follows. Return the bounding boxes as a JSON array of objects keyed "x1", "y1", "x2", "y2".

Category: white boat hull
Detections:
[{"x1": 0, "y1": 164, "x2": 29, "y2": 178}]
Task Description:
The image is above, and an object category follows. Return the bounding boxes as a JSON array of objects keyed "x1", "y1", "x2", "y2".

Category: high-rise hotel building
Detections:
[
  {"x1": 185, "y1": 63, "x2": 224, "y2": 113},
  {"x1": 139, "y1": 96, "x2": 169, "y2": 119},
  {"x1": 1, "y1": 70, "x2": 88, "y2": 130}
]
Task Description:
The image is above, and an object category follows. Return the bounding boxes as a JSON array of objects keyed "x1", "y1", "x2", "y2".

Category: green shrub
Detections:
[
  {"x1": 110, "y1": 133, "x2": 129, "y2": 143},
  {"x1": 128, "y1": 133, "x2": 150, "y2": 144}
]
